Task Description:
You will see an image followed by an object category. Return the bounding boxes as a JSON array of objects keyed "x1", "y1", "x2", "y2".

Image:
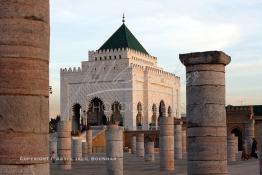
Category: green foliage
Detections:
[{"x1": 49, "y1": 115, "x2": 61, "y2": 133}]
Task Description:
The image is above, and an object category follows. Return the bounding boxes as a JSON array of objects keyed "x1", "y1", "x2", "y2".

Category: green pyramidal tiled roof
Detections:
[{"x1": 99, "y1": 23, "x2": 149, "y2": 55}]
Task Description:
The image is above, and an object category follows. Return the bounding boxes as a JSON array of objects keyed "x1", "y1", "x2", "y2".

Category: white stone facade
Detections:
[{"x1": 60, "y1": 48, "x2": 180, "y2": 130}]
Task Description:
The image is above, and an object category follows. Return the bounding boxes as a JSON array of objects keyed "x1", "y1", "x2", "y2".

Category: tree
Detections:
[{"x1": 49, "y1": 115, "x2": 61, "y2": 133}]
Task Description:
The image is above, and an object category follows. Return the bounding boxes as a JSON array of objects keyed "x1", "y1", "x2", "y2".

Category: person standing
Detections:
[{"x1": 250, "y1": 138, "x2": 258, "y2": 159}]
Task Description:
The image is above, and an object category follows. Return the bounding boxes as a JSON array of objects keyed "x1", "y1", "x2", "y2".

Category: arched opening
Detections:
[
  {"x1": 168, "y1": 106, "x2": 172, "y2": 117},
  {"x1": 136, "y1": 102, "x2": 143, "y2": 130},
  {"x1": 158, "y1": 100, "x2": 166, "y2": 125},
  {"x1": 72, "y1": 103, "x2": 82, "y2": 135},
  {"x1": 151, "y1": 104, "x2": 157, "y2": 130},
  {"x1": 111, "y1": 101, "x2": 123, "y2": 126},
  {"x1": 87, "y1": 97, "x2": 107, "y2": 126},
  {"x1": 231, "y1": 128, "x2": 243, "y2": 151}
]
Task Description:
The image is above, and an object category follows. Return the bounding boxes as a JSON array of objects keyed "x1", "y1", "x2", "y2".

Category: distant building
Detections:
[
  {"x1": 226, "y1": 105, "x2": 262, "y2": 151},
  {"x1": 60, "y1": 19, "x2": 180, "y2": 132},
  {"x1": 180, "y1": 105, "x2": 262, "y2": 152}
]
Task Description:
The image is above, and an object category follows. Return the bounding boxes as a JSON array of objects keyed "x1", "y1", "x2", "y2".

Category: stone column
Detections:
[
  {"x1": 57, "y1": 121, "x2": 72, "y2": 170},
  {"x1": 227, "y1": 134, "x2": 236, "y2": 162},
  {"x1": 136, "y1": 133, "x2": 145, "y2": 157},
  {"x1": 86, "y1": 129, "x2": 93, "y2": 154},
  {"x1": 182, "y1": 130, "x2": 187, "y2": 154},
  {"x1": 131, "y1": 135, "x2": 136, "y2": 154},
  {"x1": 145, "y1": 142, "x2": 155, "y2": 161},
  {"x1": 242, "y1": 141, "x2": 248, "y2": 156},
  {"x1": 179, "y1": 51, "x2": 231, "y2": 175},
  {"x1": 235, "y1": 136, "x2": 238, "y2": 154},
  {"x1": 174, "y1": 121, "x2": 183, "y2": 159},
  {"x1": 106, "y1": 125, "x2": 123, "y2": 175},
  {"x1": 244, "y1": 119, "x2": 255, "y2": 155},
  {"x1": 82, "y1": 142, "x2": 88, "y2": 158},
  {"x1": 156, "y1": 109, "x2": 159, "y2": 130},
  {"x1": 259, "y1": 124, "x2": 262, "y2": 175},
  {"x1": 72, "y1": 137, "x2": 82, "y2": 161},
  {"x1": 104, "y1": 111, "x2": 111, "y2": 124},
  {"x1": 0, "y1": 1, "x2": 50, "y2": 174},
  {"x1": 159, "y1": 117, "x2": 174, "y2": 171}
]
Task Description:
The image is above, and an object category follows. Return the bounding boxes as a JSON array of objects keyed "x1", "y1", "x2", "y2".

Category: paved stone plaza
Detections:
[{"x1": 50, "y1": 153, "x2": 259, "y2": 175}]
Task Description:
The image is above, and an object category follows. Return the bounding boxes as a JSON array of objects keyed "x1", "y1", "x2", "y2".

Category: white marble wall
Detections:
[{"x1": 60, "y1": 49, "x2": 180, "y2": 130}]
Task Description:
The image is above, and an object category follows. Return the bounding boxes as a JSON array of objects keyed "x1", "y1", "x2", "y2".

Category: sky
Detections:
[{"x1": 49, "y1": 0, "x2": 262, "y2": 117}]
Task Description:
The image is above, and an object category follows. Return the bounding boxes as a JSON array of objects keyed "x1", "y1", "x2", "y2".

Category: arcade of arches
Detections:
[
  {"x1": 136, "y1": 100, "x2": 175, "y2": 130},
  {"x1": 225, "y1": 105, "x2": 262, "y2": 151},
  {"x1": 72, "y1": 99, "x2": 176, "y2": 133},
  {"x1": 71, "y1": 98, "x2": 124, "y2": 133}
]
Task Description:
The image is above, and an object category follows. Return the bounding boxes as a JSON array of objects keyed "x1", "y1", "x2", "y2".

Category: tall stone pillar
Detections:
[
  {"x1": 227, "y1": 134, "x2": 236, "y2": 162},
  {"x1": 179, "y1": 51, "x2": 231, "y2": 175},
  {"x1": 159, "y1": 117, "x2": 174, "y2": 171},
  {"x1": 174, "y1": 120, "x2": 183, "y2": 159},
  {"x1": 182, "y1": 130, "x2": 187, "y2": 154},
  {"x1": 235, "y1": 136, "x2": 238, "y2": 154},
  {"x1": 156, "y1": 109, "x2": 159, "y2": 130},
  {"x1": 82, "y1": 142, "x2": 88, "y2": 158},
  {"x1": 244, "y1": 119, "x2": 255, "y2": 155},
  {"x1": 145, "y1": 142, "x2": 155, "y2": 161},
  {"x1": 242, "y1": 141, "x2": 248, "y2": 157},
  {"x1": 72, "y1": 138, "x2": 82, "y2": 161},
  {"x1": 259, "y1": 124, "x2": 262, "y2": 175},
  {"x1": 57, "y1": 120, "x2": 72, "y2": 170},
  {"x1": 136, "y1": 134, "x2": 145, "y2": 157},
  {"x1": 104, "y1": 111, "x2": 111, "y2": 124},
  {"x1": 86, "y1": 129, "x2": 93, "y2": 154},
  {"x1": 106, "y1": 125, "x2": 123, "y2": 175},
  {"x1": 0, "y1": 1, "x2": 50, "y2": 174},
  {"x1": 131, "y1": 135, "x2": 136, "y2": 154}
]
